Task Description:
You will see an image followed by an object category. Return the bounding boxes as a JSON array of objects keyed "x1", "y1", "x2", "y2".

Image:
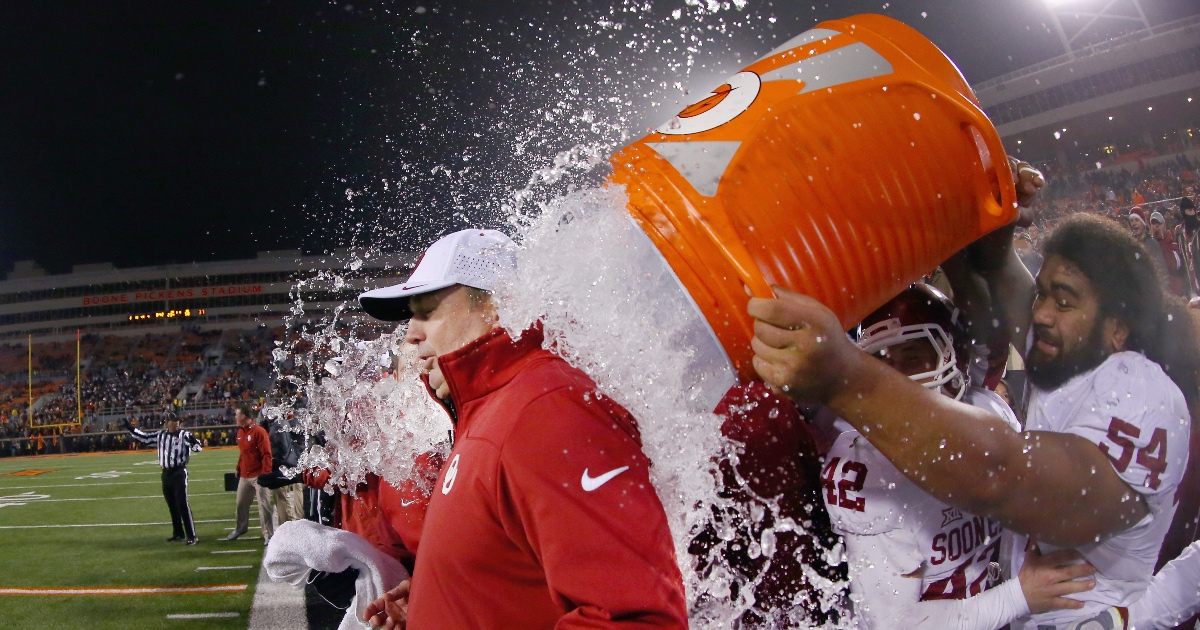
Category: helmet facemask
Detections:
[{"x1": 858, "y1": 317, "x2": 967, "y2": 400}]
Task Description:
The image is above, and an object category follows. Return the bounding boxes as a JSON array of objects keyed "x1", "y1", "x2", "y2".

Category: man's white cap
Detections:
[{"x1": 359, "y1": 228, "x2": 515, "y2": 321}]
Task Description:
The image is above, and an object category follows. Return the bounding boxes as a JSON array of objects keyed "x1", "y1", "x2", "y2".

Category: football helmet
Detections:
[{"x1": 857, "y1": 283, "x2": 968, "y2": 400}]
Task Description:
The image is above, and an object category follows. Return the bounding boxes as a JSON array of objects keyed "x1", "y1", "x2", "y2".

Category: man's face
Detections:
[
  {"x1": 166, "y1": 419, "x2": 180, "y2": 433},
  {"x1": 1027, "y1": 255, "x2": 1112, "y2": 390},
  {"x1": 235, "y1": 410, "x2": 249, "y2": 428},
  {"x1": 1130, "y1": 219, "x2": 1146, "y2": 239},
  {"x1": 1151, "y1": 221, "x2": 1165, "y2": 239},
  {"x1": 404, "y1": 285, "x2": 496, "y2": 401},
  {"x1": 872, "y1": 338, "x2": 940, "y2": 383},
  {"x1": 994, "y1": 381, "x2": 1013, "y2": 408}
]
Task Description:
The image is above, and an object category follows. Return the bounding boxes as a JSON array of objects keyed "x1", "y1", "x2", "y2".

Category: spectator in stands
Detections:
[
  {"x1": 1151, "y1": 211, "x2": 1186, "y2": 296},
  {"x1": 226, "y1": 405, "x2": 274, "y2": 545},
  {"x1": 1014, "y1": 232, "x2": 1043, "y2": 276},
  {"x1": 1174, "y1": 195, "x2": 1199, "y2": 297},
  {"x1": 1130, "y1": 208, "x2": 1167, "y2": 277}
]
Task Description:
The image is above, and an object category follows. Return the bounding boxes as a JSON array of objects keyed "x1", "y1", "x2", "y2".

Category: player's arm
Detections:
[
  {"x1": 187, "y1": 432, "x2": 203, "y2": 452},
  {"x1": 846, "y1": 532, "x2": 1003, "y2": 630},
  {"x1": 497, "y1": 392, "x2": 688, "y2": 629},
  {"x1": 941, "y1": 158, "x2": 1044, "y2": 357},
  {"x1": 851, "y1": 535, "x2": 1093, "y2": 630},
  {"x1": 1129, "y1": 540, "x2": 1200, "y2": 630},
  {"x1": 749, "y1": 288, "x2": 1148, "y2": 547}
]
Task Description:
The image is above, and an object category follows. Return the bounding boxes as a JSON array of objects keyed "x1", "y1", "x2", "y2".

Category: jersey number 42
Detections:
[{"x1": 821, "y1": 456, "x2": 868, "y2": 512}]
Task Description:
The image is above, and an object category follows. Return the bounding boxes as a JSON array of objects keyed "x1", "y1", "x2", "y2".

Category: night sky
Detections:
[{"x1": 2, "y1": 0, "x2": 1196, "y2": 275}]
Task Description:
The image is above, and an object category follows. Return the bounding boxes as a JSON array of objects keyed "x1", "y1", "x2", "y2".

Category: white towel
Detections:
[{"x1": 264, "y1": 520, "x2": 409, "y2": 630}]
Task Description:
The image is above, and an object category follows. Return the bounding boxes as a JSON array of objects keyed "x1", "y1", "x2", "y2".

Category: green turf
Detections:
[{"x1": 0, "y1": 448, "x2": 264, "y2": 629}]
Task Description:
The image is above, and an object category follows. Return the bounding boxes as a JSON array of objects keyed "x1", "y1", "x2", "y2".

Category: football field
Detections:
[{"x1": 0, "y1": 448, "x2": 266, "y2": 629}]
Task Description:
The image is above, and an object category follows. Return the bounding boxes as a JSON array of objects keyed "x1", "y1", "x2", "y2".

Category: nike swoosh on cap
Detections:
[{"x1": 581, "y1": 466, "x2": 630, "y2": 492}]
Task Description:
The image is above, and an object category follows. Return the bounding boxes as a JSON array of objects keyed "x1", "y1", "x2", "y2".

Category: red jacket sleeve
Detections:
[
  {"x1": 256, "y1": 426, "x2": 273, "y2": 475},
  {"x1": 303, "y1": 467, "x2": 331, "y2": 490},
  {"x1": 495, "y1": 392, "x2": 687, "y2": 629}
]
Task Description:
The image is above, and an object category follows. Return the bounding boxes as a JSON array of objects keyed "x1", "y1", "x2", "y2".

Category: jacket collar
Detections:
[{"x1": 437, "y1": 325, "x2": 546, "y2": 420}]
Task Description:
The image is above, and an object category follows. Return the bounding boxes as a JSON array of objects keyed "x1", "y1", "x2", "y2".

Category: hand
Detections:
[
  {"x1": 364, "y1": 580, "x2": 410, "y2": 629},
  {"x1": 748, "y1": 286, "x2": 861, "y2": 403},
  {"x1": 1018, "y1": 539, "x2": 1095, "y2": 614},
  {"x1": 1009, "y1": 156, "x2": 1045, "y2": 227}
]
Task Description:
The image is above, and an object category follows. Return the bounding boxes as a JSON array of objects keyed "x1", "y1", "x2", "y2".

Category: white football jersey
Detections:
[
  {"x1": 823, "y1": 387, "x2": 1022, "y2": 603},
  {"x1": 1012, "y1": 351, "x2": 1191, "y2": 629}
]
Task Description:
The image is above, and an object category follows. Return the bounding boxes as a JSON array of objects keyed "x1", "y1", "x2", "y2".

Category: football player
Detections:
[
  {"x1": 823, "y1": 284, "x2": 1095, "y2": 629},
  {"x1": 752, "y1": 214, "x2": 1196, "y2": 629}
]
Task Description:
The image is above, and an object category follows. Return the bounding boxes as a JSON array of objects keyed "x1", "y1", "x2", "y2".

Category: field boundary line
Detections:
[
  {"x1": 0, "y1": 478, "x2": 223, "y2": 490},
  {"x1": 0, "y1": 492, "x2": 225, "y2": 503}
]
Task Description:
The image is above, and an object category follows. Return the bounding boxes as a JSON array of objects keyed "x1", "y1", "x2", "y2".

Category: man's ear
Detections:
[{"x1": 1104, "y1": 317, "x2": 1130, "y2": 352}]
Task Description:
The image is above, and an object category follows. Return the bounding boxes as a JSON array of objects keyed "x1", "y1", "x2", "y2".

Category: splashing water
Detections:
[
  {"x1": 268, "y1": 2, "x2": 862, "y2": 624},
  {"x1": 271, "y1": 185, "x2": 850, "y2": 627},
  {"x1": 493, "y1": 186, "x2": 848, "y2": 627},
  {"x1": 265, "y1": 285, "x2": 451, "y2": 495}
]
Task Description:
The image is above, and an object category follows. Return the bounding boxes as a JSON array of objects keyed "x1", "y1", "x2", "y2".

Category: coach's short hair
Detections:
[{"x1": 236, "y1": 404, "x2": 255, "y2": 419}]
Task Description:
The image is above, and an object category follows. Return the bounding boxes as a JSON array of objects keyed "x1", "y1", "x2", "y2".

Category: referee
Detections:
[{"x1": 127, "y1": 413, "x2": 203, "y2": 544}]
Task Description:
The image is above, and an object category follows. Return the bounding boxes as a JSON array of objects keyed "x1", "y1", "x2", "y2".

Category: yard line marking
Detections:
[
  {"x1": 0, "y1": 518, "x2": 236, "y2": 530},
  {"x1": 0, "y1": 478, "x2": 222, "y2": 490},
  {"x1": 211, "y1": 550, "x2": 258, "y2": 554},
  {"x1": 0, "y1": 584, "x2": 247, "y2": 596},
  {"x1": 167, "y1": 612, "x2": 241, "y2": 619},
  {"x1": 6, "y1": 492, "x2": 225, "y2": 504},
  {"x1": 196, "y1": 566, "x2": 253, "y2": 571}
]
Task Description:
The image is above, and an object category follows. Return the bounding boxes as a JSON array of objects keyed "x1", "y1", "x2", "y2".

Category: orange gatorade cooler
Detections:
[{"x1": 610, "y1": 14, "x2": 1017, "y2": 382}]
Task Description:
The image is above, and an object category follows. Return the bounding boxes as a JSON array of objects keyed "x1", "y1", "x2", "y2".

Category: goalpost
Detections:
[{"x1": 25, "y1": 331, "x2": 84, "y2": 431}]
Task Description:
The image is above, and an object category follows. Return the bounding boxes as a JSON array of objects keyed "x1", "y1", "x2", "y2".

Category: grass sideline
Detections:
[{"x1": 0, "y1": 448, "x2": 262, "y2": 629}]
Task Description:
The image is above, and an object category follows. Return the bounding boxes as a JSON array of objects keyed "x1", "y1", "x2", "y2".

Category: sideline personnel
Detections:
[
  {"x1": 226, "y1": 405, "x2": 274, "y2": 544},
  {"x1": 358, "y1": 229, "x2": 687, "y2": 629},
  {"x1": 127, "y1": 413, "x2": 203, "y2": 544}
]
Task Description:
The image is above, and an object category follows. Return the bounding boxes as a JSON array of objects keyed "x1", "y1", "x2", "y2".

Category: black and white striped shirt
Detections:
[{"x1": 130, "y1": 427, "x2": 203, "y2": 469}]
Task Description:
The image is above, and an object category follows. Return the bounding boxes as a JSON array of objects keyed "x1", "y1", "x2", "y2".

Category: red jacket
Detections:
[
  {"x1": 235, "y1": 424, "x2": 272, "y2": 478},
  {"x1": 406, "y1": 327, "x2": 688, "y2": 629},
  {"x1": 691, "y1": 382, "x2": 844, "y2": 624},
  {"x1": 304, "y1": 453, "x2": 443, "y2": 572}
]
